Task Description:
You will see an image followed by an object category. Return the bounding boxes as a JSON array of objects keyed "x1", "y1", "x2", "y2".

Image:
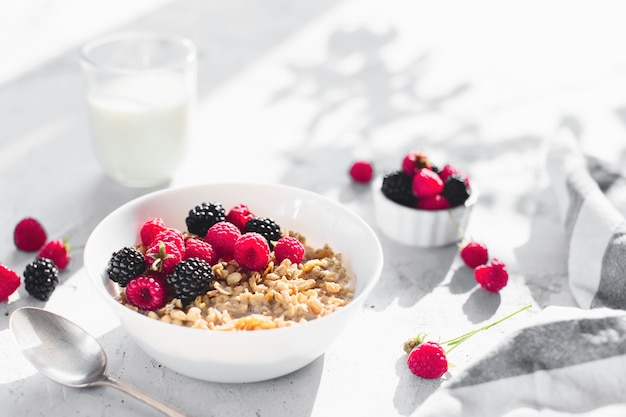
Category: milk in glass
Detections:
[{"x1": 87, "y1": 72, "x2": 191, "y2": 187}]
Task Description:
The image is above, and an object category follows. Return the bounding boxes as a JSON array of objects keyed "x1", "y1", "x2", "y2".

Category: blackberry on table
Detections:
[
  {"x1": 106, "y1": 246, "x2": 146, "y2": 287},
  {"x1": 245, "y1": 217, "x2": 281, "y2": 248},
  {"x1": 381, "y1": 170, "x2": 417, "y2": 207},
  {"x1": 185, "y1": 202, "x2": 226, "y2": 237},
  {"x1": 24, "y1": 258, "x2": 59, "y2": 301},
  {"x1": 442, "y1": 174, "x2": 471, "y2": 207},
  {"x1": 166, "y1": 258, "x2": 214, "y2": 305}
]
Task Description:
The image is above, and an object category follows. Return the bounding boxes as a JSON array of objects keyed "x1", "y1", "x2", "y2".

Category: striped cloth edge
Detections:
[
  {"x1": 547, "y1": 128, "x2": 626, "y2": 309},
  {"x1": 411, "y1": 128, "x2": 626, "y2": 417}
]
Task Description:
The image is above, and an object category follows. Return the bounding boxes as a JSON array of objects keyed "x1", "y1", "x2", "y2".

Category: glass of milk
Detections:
[{"x1": 80, "y1": 32, "x2": 197, "y2": 187}]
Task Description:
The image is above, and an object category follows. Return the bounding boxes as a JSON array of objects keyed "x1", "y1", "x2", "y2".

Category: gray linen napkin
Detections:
[{"x1": 411, "y1": 128, "x2": 626, "y2": 417}]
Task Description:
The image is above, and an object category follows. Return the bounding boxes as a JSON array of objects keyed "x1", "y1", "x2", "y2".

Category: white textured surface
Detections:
[{"x1": 1, "y1": 0, "x2": 625, "y2": 416}]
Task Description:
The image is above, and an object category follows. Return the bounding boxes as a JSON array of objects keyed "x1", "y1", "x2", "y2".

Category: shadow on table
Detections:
[
  {"x1": 268, "y1": 27, "x2": 470, "y2": 142},
  {"x1": 369, "y1": 238, "x2": 460, "y2": 310},
  {"x1": 2, "y1": 324, "x2": 325, "y2": 417},
  {"x1": 513, "y1": 184, "x2": 572, "y2": 309},
  {"x1": 393, "y1": 354, "x2": 443, "y2": 416}
]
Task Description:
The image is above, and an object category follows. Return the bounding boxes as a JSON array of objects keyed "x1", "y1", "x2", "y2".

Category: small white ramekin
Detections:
[{"x1": 372, "y1": 176, "x2": 478, "y2": 247}]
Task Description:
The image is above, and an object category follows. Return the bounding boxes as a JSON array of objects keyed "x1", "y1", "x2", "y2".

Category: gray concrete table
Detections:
[{"x1": 2, "y1": 0, "x2": 625, "y2": 416}]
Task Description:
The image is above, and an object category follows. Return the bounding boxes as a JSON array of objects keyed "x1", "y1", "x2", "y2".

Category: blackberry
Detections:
[
  {"x1": 106, "y1": 246, "x2": 146, "y2": 287},
  {"x1": 381, "y1": 170, "x2": 417, "y2": 207},
  {"x1": 442, "y1": 174, "x2": 471, "y2": 207},
  {"x1": 186, "y1": 202, "x2": 226, "y2": 237},
  {"x1": 24, "y1": 258, "x2": 59, "y2": 301},
  {"x1": 245, "y1": 217, "x2": 281, "y2": 248},
  {"x1": 166, "y1": 258, "x2": 214, "y2": 305}
]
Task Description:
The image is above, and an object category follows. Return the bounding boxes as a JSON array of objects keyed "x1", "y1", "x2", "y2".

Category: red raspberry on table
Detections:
[
  {"x1": 145, "y1": 241, "x2": 181, "y2": 275},
  {"x1": 125, "y1": 274, "x2": 167, "y2": 311},
  {"x1": 37, "y1": 239, "x2": 71, "y2": 271},
  {"x1": 407, "y1": 341, "x2": 449, "y2": 379},
  {"x1": 14, "y1": 217, "x2": 47, "y2": 252},
  {"x1": 349, "y1": 160, "x2": 374, "y2": 183},
  {"x1": 404, "y1": 305, "x2": 531, "y2": 379},
  {"x1": 184, "y1": 238, "x2": 218, "y2": 265},
  {"x1": 274, "y1": 236, "x2": 305, "y2": 264},
  {"x1": 439, "y1": 164, "x2": 470, "y2": 187},
  {"x1": 475, "y1": 258, "x2": 508, "y2": 292},
  {"x1": 416, "y1": 194, "x2": 450, "y2": 210},
  {"x1": 401, "y1": 151, "x2": 432, "y2": 177},
  {"x1": 412, "y1": 168, "x2": 444, "y2": 198},
  {"x1": 152, "y1": 228, "x2": 185, "y2": 253},
  {"x1": 233, "y1": 232, "x2": 270, "y2": 271},
  {"x1": 0, "y1": 263, "x2": 21, "y2": 302},
  {"x1": 460, "y1": 241, "x2": 489, "y2": 268},
  {"x1": 226, "y1": 204, "x2": 255, "y2": 232},
  {"x1": 140, "y1": 218, "x2": 167, "y2": 246},
  {"x1": 205, "y1": 221, "x2": 242, "y2": 260}
]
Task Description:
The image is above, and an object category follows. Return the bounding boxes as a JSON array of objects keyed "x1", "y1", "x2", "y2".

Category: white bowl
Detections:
[
  {"x1": 84, "y1": 182, "x2": 383, "y2": 383},
  {"x1": 372, "y1": 176, "x2": 478, "y2": 247}
]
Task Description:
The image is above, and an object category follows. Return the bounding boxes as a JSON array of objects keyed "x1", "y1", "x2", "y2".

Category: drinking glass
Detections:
[{"x1": 80, "y1": 32, "x2": 197, "y2": 187}]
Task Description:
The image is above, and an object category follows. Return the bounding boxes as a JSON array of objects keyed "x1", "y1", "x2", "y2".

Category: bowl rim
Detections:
[{"x1": 84, "y1": 181, "x2": 384, "y2": 337}]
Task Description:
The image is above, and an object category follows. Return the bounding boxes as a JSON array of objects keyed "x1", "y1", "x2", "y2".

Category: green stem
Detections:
[
  {"x1": 446, "y1": 209, "x2": 466, "y2": 241},
  {"x1": 441, "y1": 304, "x2": 532, "y2": 354}
]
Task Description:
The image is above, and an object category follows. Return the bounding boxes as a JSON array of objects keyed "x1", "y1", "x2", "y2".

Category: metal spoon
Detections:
[{"x1": 10, "y1": 307, "x2": 191, "y2": 417}]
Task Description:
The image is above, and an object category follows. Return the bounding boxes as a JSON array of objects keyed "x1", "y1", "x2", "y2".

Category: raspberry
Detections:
[
  {"x1": 186, "y1": 202, "x2": 226, "y2": 237},
  {"x1": 145, "y1": 241, "x2": 182, "y2": 275},
  {"x1": 166, "y1": 258, "x2": 214, "y2": 305},
  {"x1": 14, "y1": 217, "x2": 47, "y2": 252},
  {"x1": 245, "y1": 217, "x2": 281, "y2": 249},
  {"x1": 475, "y1": 258, "x2": 508, "y2": 292},
  {"x1": 152, "y1": 227, "x2": 185, "y2": 253},
  {"x1": 406, "y1": 341, "x2": 448, "y2": 379},
  {"x1": 412, "y1": 168, "x2": 444, "y2": 198},
  {"x1": 125, "y1": 275, "x2": 167, "y2": 311},
  {"x1": 417, "y1": 194, "x2": 450, "y2": 210},
  {"x1": 404, "y1": 305, "x2": 532, "y2": 379},
  {"x1": 24, "y1": 258, "x2": 59, "y2": 301},
  {"x1": 140, "y1": 218, "x2": 167, "y2": 246},
  {"x1": 439, "y1": 163, "x2": 470, "y2": 187},
  {"x1": 381, "y1": 171, "x2": 417, "y2": 207},
  {"x1": 106, "y1": 246, "x2": 147, "y2": 287},
  {"x1": 274, "y1": 236, "x2": 305, "y2": 264},
  {"x1": 233, "y1": 232, "x2": 270, "y2": 271},
  {"x1": 460, "y1": 242, "x2": 489, "y2": 269},
  {"x1": 442, "y1": 174, "x2": 471, "y2": 207},
  {"x1": 401, "y1": 151, "x2": 432, "y2": 177},
  {"x1": 205, "y1": 221, "x2": 241, "y2": 259},
  {"x1": 349, "y1": 160, "x2": 374, "y2": 183},
  {"x1": 226, "y1": 204, "x2": 255, "y2": 232},
  {"x1": 184, "y1": 238, "x2": 218, "y2": 265},
  {"x1": 0, "y1": 264, "x2": 21, "y2": 302},
  {"x1": 37, "y1": 239, "x2": 71, "y2": 271}
]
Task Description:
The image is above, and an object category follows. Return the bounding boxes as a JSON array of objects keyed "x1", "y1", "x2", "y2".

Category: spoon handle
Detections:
[{"x1": 96, "y1": 375, "x2": 192, "y2": 417}]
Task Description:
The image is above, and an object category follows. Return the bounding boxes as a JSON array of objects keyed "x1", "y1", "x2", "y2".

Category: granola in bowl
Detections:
[{"x1": 107, "y1": 202, "x2": 355, "y2": 331}]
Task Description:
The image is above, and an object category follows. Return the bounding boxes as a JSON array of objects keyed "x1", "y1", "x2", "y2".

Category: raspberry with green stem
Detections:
[
  {"x1": 145, "y1": 240, "x2": 181, "y2": 275},
  {"x1": 405, "y1": 304, "x2": 532, "y2": 378}
]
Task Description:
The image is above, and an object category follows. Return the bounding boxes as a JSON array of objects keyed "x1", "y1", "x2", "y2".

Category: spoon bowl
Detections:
[
  {"x1": 10, "y1": 307, "x2": 106, "y2": 387},
  {"x1": 10, "y1": 307, "x2": 190, "y2": 417}
]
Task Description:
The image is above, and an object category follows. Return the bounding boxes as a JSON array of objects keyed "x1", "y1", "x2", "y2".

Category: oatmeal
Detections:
[{"x1": 116, "y1": 232, "x2": 355, "y2": 330}]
